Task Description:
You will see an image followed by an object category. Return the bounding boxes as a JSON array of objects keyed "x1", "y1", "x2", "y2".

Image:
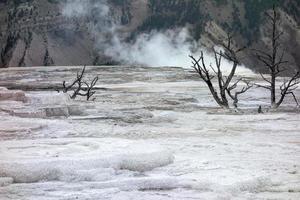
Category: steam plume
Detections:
[{"x1": 62, "y1": 0, "x2": 253, "y2": 75}]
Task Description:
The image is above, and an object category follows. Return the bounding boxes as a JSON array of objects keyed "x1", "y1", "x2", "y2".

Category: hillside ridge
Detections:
[{"x1": 0, "y1": 0, "x2": 299, "y2": 74}]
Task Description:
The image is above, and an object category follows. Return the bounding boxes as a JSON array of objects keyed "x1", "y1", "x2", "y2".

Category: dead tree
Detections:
[
  {"x1": 254, "y1": 5, "x2": 300, "y2": 109},
  {"x1": 61, "y1": 66, "x2": 99, "y2": 101},
  {"x1": 76, "y1": 76, "x2": 99, "y2": 101},
  {"x1": 190, "y1": 34, "x2": 252, "y2": 109},
  {"x1": 227, "y1": 79, "x2": 252, "y2": 108},
  {"x1": 63, "y1": 66, "x2": 86, "y2": 93}
]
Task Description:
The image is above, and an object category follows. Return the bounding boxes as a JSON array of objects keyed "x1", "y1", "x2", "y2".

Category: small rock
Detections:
[{"x1": 258, "y1": 105, "x2": 263, "y2": 114}]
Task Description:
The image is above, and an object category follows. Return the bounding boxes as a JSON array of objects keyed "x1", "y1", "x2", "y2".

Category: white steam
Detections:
[
  {"x1": 62, "y1": 0, "x2": 253, "y2": 76},
  {"x1": 105, "y1": 28, "x2": 199, "y2": 67},
  {"x1": 63, "y1": 0, "x2": 109, "y2": 18}
]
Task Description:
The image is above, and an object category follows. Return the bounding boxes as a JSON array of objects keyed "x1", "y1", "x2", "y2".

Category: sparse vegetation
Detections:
[
  {"x1": 213, "y1": 0, "x2": 227, "y2": 6},
  {"x1": 43, "y1": 49, "x2": 54, "y2": 66},
  {"x1": 243, "y1": 0, "x2": 282, "y2": 42},
  {"x1": 138, "y1": 0, "x2": 208, "y2": 39}
]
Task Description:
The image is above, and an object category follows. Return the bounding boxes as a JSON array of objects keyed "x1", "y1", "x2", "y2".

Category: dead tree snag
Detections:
[
  {"x1": 190, "y1": 34, "x2": 252, "y2": 109},
  {"x1": 60, "y1": 66, "x2": 99, "y2": 101},
  {"x1": 254, "y1": 5, "x2": 300, "y2": 109}
]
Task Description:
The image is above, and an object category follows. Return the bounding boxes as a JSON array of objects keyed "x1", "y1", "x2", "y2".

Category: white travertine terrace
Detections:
[{"x1": 0, "y1": 66, "x2": 299, "y2": 200}]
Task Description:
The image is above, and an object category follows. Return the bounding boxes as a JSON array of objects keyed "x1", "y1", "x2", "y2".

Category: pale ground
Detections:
[{"x1": 0, "y1": 66, "x2": 299, "y2": 200}]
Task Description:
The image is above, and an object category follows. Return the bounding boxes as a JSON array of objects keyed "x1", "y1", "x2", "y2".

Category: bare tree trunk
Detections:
[
  {"x1": 190, "y1": 34, "x2": 251, "y2": 109},
  {"x1": 271, "y1": 71, "x2": 276, "y2": 108},
  {"x1": 254, "y1": 5, "x2": 300, "y2": 109}
]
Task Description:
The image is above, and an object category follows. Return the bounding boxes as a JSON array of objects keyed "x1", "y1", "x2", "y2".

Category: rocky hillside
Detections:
[
  {"x1": 0, "y1": 0, "x2": 96, "y2": 67},
  {"x1": 0, "y1": 0, "x2": 299, "y2": 74}
]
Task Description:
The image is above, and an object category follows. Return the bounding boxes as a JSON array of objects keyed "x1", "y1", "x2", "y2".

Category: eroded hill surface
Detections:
[{"x1": 0, "y1": 0, "x2": 299, "y2": 74}]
